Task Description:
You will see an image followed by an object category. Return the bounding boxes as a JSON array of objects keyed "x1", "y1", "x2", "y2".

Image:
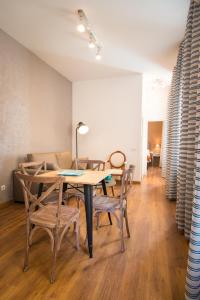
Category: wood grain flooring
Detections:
[{"x1": 0, "y1": 168, "x2": 188, "y2": 300}]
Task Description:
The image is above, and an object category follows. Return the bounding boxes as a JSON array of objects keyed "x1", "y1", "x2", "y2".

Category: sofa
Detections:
[
  {"x1": 27, "y1": 151, "x2": 73, "y2": 170},
  {"x1": 13, "y1": 150, "x2": 73, "y2": 202}
]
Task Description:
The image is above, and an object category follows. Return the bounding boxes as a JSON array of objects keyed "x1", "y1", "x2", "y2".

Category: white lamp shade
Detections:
[{"x1": 78, "y1": 124, "x2": 89, "y2": 134}]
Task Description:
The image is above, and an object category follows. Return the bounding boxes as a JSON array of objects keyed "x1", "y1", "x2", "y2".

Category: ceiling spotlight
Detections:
[
  {"x1": 77, "y1": 9, "x2": 87, "y2": 33},
  {"x1": 96, "y1": 47, "x2": 102, "y2": 60},
  {"x1": 77, "y1": 23, "x2": 86, "y2": 33},
  {"x1": 96, "y1": 53, "x2": 101, "y2": 60},
  {"x1": 89, "y1": 40, "x2": 95, "y2": 48},
  {"x1": 88, "y1": 32, "x2": 96, "y2": 48}
]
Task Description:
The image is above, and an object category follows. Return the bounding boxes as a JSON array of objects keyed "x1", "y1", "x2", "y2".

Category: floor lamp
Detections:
[{"x1": 75, "y1": 122, "x2": 89, "y2": 167}]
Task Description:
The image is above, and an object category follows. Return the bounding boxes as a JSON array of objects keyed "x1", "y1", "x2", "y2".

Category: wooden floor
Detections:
[{"x1": 0, "y1": 168, "x2": 188, "y2": 300}]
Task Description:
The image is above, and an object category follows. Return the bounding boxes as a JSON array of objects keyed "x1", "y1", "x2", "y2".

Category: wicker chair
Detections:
[
  {"x1": 93, "y1": 166, "x2": 134, "y2": 252},
  {"x1": 16, "y1": 172, "x2": 80, "y2": 283}
]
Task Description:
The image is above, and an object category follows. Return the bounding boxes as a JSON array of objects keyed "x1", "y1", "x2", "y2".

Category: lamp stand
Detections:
[
  {"x1": 75, "y1": 127, "x2": 78, "y2": 169},
  {"x1": 75, "y1": 122, "x2": 89, "y2": 170},
  {"x1": 76, "y1": 127, "x2": 78, "y2": 159}
]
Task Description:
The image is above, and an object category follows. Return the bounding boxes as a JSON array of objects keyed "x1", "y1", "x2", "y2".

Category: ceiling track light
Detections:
[
  {"x1": 96, "y1": 46, "x2": 102, "y2": 60},
  {"x1": 88, "y1": 32, "x2": 96, "y2": 48},
  {"x1": 77, "y1": 9, "x2": 87, "y2": 32},
  {"x1": 76, "y1": 9, "x2": 103, "y2": 59}
]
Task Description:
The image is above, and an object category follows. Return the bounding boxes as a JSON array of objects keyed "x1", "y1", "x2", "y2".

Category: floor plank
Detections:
[{"x1": 0, "y1": 168, "x2": 188, "y2": 300}]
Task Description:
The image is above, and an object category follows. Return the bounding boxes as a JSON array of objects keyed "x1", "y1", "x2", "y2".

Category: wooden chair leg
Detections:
[
  {"x1": 120, "y1": 212, "x2": 125, "y2": 253},
  {"x1": 111, "y1": 186, "x2": 115, "y2": 196},
  {"x1": 124, "y1": 209, "x2": 130, "y2": 238},
  {"x1": 50, "y1": 230, "x2": 58, "y2": 284},
  {"x1": 108, "y1": 212, "x2": 112, "y2": 225},
  {"x1": 76, "y1": 197, "x2": 80, "y2": 209},
  {"x1": 23, "y1": 221, "x2": 30, "y2": 272},
  {"x1": 96, "y1": 212, "x2": 100, "y2": 230},
  {"x1": 74, "y1": 220, "x2": 80, "y2": 250}
]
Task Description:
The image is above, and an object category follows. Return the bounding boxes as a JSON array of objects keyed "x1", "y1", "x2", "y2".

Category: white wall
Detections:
[
  {"x1": 142, "y1": 76, "x2": 169, "y2": 121},
  {"x1": 142, "y1": 74, "x2": 170, "y2": 176},
  {"x1": 72, "y1": 75, "x2": 143, "y2": 181}
]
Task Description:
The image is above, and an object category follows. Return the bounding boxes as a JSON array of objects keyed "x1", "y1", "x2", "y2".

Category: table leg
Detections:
[
  {"x1": 84, "y1": 184, "x2": 93, "y2": 258},
  {"x1": 63, "y1": 183, "x2": 68, "y2": 192},
  {"x1": 101, "y1": 179, "x2": 112, "y2": 225}
]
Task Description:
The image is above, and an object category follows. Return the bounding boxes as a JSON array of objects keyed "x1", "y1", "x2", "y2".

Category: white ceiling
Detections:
[{"x1": 0, "y1": 0, "x2": 189, "y2": 81}]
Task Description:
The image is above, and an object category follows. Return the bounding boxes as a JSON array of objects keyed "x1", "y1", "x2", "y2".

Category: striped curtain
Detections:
[
  {"x1": 161, "y1": 120, "x2": 168, "y2": 178},
  {"x1": 166, "y1": 0, "x2": 200, "y2": 298},
  {"x1": 184, "y1": 0, "x2": 200, "y2": 297},
  {"x1": 165, "y1": 44, "x2": 183, "y2": 199},
  {"x1": 176, "y1": 0, "x2": 200, "y2": 240}
]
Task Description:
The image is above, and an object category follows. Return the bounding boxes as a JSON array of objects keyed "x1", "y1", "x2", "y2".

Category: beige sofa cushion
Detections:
[
  {"x1": 56, "y1": 151, "x2": 72, "y2": 169},
  {"x1": 27, "y1": 152, "x2": 59, "y2": 170}
]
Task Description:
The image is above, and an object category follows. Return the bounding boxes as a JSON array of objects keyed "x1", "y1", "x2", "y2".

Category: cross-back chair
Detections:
[
  {"x1": 93, "y1": 165, "x2": 134, "y2": 252},
  {"x1": 79, "y1": 160, "x2": 116, "y2": 196},
  {"x1": 66, "y1": 159, "x2": 113, "y2": 225},
  {"x1": 16, "y1": 172, "x2": 80, "y2": 283},
  {"x1": 19, "y1": 161, "x2": 68, "y2": 204},
  {"x1": 66, "y1": 159, "x2": 106, "y2": 206},
  {"x1": 19, "y1": 161, "x2": 46, "y2": 175},
  {"x1": 75, "y1": 159, "x2": 105, "y2": 171},
  {"x1": 19, "y1": 161, "x2": 46, "y2": 198},
  {"x1": 78, "y1": 159, "x2": 116, "y2": 197}
]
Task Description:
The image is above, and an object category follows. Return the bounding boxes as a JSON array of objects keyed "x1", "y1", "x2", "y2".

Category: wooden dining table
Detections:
[{"x1": 38, "y1": 168, "x2": 123, "y2": 258}]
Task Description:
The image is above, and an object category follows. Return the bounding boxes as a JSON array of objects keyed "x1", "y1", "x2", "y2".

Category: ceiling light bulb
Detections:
[
  {"x1": 89, "y1": 41, "x2": 95, "y2": 48},
  {"x1": 77, "y1": 23, "x2": 85, "y2": 33},
  {"x1": 96, "y1": 53, "x2": 101, "y2": 60}
]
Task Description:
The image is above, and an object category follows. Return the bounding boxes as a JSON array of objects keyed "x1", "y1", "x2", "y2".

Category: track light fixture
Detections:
[
  {"x1": 77, "y1": 23, "x2": 86, "y2": 33},
  {"x1": 96, "y1": 46, "x2": 102, "y2": 60},
  {"x1": 88, "y1": 33, "x2": 95, "y2": 48},
  {"x1": 77, "y1": 9, "x2": 102, "y2": 60},
  {"x1": 77, "y1": 9, "x2": 87, "y2": 32}
]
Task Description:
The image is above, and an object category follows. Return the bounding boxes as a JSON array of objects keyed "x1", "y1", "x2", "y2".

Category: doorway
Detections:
[{"x1": 147, "y1": 121, "x2": 163, "y2": 168}]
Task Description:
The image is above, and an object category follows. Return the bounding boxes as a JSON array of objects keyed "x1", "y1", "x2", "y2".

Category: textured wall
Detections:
[{"x1": 0, "y1": 30, "x2": 72, "y2": 203}]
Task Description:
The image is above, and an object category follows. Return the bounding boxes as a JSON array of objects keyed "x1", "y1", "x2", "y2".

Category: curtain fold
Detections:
[
  {"x1": 161, "y1": 120, "x2": 167, "y2": 177},
  {"x1": 176, "y1": 0, "x2": 200, "y2": 240},
  {"x1": 184, "y1": 0, "x2": 200, "y2": 297},
  {"x1": 165, "y1": 44, "x2": 183, "y2": 199},
  {"x1": 166, "y1": 0, "x2": 200, "y2": 298}
]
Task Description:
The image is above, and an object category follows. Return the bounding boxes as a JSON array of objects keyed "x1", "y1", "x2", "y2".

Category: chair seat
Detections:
[
  {"x1": 66, "y1": 188, "x2": 96, "y2": 201},
  {"x1": 93, "y1": 195, "x2": 124, "y2": 211},
  {"x1": 43, "y1": 190, "x2": 68, "y2": 204},
  {"x1": 30, "y1": 204, "x2": 79, "y2": 228},
  {"x1": 66, "y1": 187, "x2": 84, "y2": 198}
]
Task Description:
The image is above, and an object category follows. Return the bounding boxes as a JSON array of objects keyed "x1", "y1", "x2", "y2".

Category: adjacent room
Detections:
[
  {"x1": 0, "y1": 1, "x2": 199, "y2": 299},
  {"x1": 147, "y1": 121, "x2": 163, "y2": 167}
]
